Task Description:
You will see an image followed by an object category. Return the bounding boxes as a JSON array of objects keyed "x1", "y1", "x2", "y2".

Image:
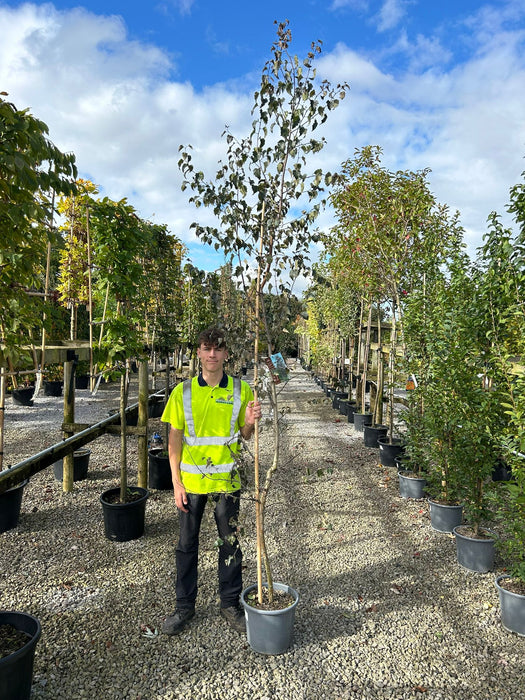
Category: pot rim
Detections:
[
  {"x1": 399, "y1": 470, "x2": 426, "y2": 481},
  {"x1": 2, "y1": 479, "x2": 29, "y2": 495},
  {"x1": 0, "y1": 611, "x2": 41, "y2": 662},
  {"x1": 494, "y1": 574, "x2": 525, "y2": 599},
  {"x1": 453, "y1": 525, "x2": 497, "y2": 541},
  {"x1": 428, "y1": 498, "x2": 463, "y2": 509},
  {"x1": 241, "y1": 581, "x2": 300, "y2": 616},
  {"x1": 100, "y1": 486, "x2": 149, "y2": 506}
]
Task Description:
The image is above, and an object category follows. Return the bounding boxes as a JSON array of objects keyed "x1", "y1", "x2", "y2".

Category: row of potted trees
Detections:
[{"x1": 303, "y1": 169, "x2": 525, "y2": 638}]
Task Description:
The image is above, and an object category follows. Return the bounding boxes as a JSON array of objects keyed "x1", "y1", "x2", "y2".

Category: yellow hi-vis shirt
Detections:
[{"x1": 161, "y1": 373, "x2": 254, "y2": 494}]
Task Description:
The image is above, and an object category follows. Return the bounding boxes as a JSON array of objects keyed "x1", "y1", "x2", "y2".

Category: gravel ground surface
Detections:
[{"x1": 1, "y1": 367, "x2": 524, "y2": 700}]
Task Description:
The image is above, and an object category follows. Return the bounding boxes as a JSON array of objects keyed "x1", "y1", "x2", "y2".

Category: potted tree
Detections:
[
  {"x1": 143, "y1": 223, "x2": 186, "y2": 489},
  {"x1": 90, "y1": 196, "x2": 152, "y2": 541},
  {"x1": 0, "y1": 95, "x2": 76, "y2": 527},
  {"x1": 179, "y1": 20, "x2": 347, "y2": 653},
  {"x1": 481, "y1": 178, "x2": 525, "y2": 634},
  {"x1": 0, "y1": 95, "x2": 76, "y2": 695}
]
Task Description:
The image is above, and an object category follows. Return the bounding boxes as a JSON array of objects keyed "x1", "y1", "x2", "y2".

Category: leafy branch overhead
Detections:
[{"x1": 178, "y1": 20, "x2": 348, "y2": 294}]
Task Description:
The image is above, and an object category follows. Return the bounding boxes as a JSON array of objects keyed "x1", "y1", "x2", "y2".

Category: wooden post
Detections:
[
  {"x1": 62, "y1": 354, "x2": 76, "y2": 493},
  {"x1": 137, "y1": 359, "x2": 149, "y2": 489},
  {"x1": 0, "y1": 367, "x2": 5, "y2": 472}
]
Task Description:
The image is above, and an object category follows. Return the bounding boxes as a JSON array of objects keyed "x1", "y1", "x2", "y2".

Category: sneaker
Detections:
[
  {"x1": 161, "y1": 608, "x2": 195, "y2": 636},
  {"x1": 220, "y1": 604, "x2": 246, "y2": 633}
]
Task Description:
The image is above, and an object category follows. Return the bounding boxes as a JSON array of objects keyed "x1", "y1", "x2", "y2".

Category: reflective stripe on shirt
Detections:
[{"x1": 181, "y1": 376, "x2": 242, "y2": 464}]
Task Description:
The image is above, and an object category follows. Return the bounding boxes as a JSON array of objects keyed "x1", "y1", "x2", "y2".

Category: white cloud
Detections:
[
  {"x1": 375, "y1": 0, "x2": 410, "y2": 33},
  {"x1": 330, "y1": 0, "x2": 369, "y2": 11},
  {"x1": 316, "y1": 12, "x2": 525, "y2": 254},
  {"x1": 1, "y1": 0, "x2": 524, "y2": 281}
]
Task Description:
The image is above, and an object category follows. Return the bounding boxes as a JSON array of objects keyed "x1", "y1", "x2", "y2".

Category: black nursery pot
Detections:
[
  {"x1": 148, "y1": 449, "x2": 173, "y2": 490},
  {"x1": 43, "y1": 380, "x2": 62, "y2": 397},
  {"x1": 331, "y1": 392, "x2": 348, "y2": 410},
  {"x1": 363, "y1": 424, "x2": 388, "y2": 448},
  {"x1": 75, "y1": 374, "x2": 90, "y2": 390},
  {"x1": 11, "y1": 386, "x2": 35, "y2": 407},
  {"x1": 53, "y1": 449, "x2": 91, "y2": 482},
  {"x1": 100, "y1": 487, "x2": 148, "y2": 542},
  {"x1": 353, "y1": 412, "x2": 373, "y2": 432},
  {"x1": 346, "y1": 401, "x2": 357, "y2": 424},
  {"x1": 0, "y1": 480, "x2": 28, "y2": 533},
  {"x1": 0, "y1": 611, "x2": 42, "y2": 700},
  {"x1": 377, "y1": 437, "x2": 405, "y2": 467}
]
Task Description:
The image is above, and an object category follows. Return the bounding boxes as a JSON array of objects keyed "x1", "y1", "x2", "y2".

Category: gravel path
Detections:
[{"x1": 1, "y1": 368, "x2": 524, "y2": 700}]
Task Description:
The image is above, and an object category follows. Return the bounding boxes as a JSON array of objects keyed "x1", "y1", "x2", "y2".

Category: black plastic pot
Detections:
[
  {"x1": 363, "y1": 424, "x2": 388, "y2": 448},
  {"x1": 453, "y1": 526, "x2": 495, "y2": 573},
  {"x1": 398, "y1": 471, "x2": 427, "y2": 499},
  {"x1": 11, "y1": 387, "x2": 34, "y2": 407},
  {"x1": 429, "y1": 500, "x2": 463, "y2": 533},
  {"x1": 148, "y1": 396, "x2": 165, "y2": 418},
  {"x1": 0, "y1": 611, "x2": 41, "y2": 700},
  {"x1": 75, "y1": 374, "x2": 90, "y2": 390},
  {"x1": 53, "y1": 449, "x2": 91, "y2": 482},
  {"x1": 148, "y1": 449, "x2": 172, "y2": 490},
  {"x1": 100, "y1": 487, "x2": 149, "y2": 542},
  {"x1": 353, "y1": 412, "x2": 373, "y2": 432},
  {"x1": 331, "y1": 392, "x2": 348, "y2": 410},
  {"x1": 346, "y1": 402, "x2": 357, "y2": 424},
  {"x1": 377, "y1": 437, "x2": 405, "y2": 467},
  {"x1": 43, "y1": 380, "x2": 62, "y2": 397},
  {"x1": 495, "y1": 575, "x2": 525, "y2": 637},
  {"x1": 0, "y1": 480, "x2": 28, "y2": 533},
  {"x1": 492, "y1": 460, "x2": 512, "y2": 482}
]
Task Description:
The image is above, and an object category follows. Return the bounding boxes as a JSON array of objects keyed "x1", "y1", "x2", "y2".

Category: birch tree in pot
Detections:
[
  {"x1": 90, "y1": 197, "x2": 153, "y2": 541},
  {"x1": 179, "y1": 20, "x2": 347, "y2": 654}
]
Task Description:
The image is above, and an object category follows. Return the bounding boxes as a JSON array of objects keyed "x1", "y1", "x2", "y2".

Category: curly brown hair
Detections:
[{"x1": 196, "y1": 326, "x2": 227, "y2": 349}]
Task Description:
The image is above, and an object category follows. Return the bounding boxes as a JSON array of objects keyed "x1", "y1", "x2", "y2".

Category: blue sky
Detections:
[{"x1": 1, "y1": 0, "x2": 525, "y2": 289}]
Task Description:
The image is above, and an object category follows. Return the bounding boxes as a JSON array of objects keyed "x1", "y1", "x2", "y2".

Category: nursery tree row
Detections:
[{"x1": 298, "y1": 145, "x2": 525, "y2": 583}]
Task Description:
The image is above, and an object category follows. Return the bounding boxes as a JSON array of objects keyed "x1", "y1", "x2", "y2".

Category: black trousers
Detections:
[{"x1": 175, "y1": 491, "x2": 242, "y2": 609}]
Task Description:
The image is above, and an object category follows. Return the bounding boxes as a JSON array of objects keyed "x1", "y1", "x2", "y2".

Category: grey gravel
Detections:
[{"x1": 1, "y1": 368, "x2": 524, "y2": 700}]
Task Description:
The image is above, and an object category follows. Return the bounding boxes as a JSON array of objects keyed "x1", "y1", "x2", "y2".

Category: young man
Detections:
[{"x1": 160, "y1": 327, "x2": 261, "y2": 635}]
